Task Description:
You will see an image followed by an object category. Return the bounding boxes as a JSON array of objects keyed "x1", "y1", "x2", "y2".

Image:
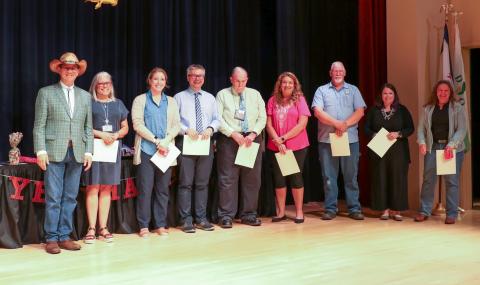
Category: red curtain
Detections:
[{"x1": 358, "y1": 0, "x2": 387, "y2": 206}]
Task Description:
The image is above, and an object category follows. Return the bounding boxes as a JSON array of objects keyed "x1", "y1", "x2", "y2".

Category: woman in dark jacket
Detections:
[{"x1": 365, "y1": 83, "x2": 414, "y2": 221}]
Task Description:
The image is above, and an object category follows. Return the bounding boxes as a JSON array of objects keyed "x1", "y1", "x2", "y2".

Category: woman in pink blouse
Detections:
[{"x1": 266, "y1": 72, "x2": 311, "y2": 223}]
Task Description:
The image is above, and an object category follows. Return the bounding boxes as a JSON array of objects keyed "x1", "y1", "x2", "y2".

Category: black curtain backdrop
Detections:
[{"x1": 1, "y1": 0, "x2": 360, "y2": 205}]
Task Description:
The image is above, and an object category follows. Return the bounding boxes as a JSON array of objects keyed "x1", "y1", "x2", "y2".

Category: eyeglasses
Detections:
[
  {"x1": 188, "y1": 74, "x2": 204, "y2": 79},
  {"x1": 97, "y1": 82, "x2": 112, "y2": 87}
]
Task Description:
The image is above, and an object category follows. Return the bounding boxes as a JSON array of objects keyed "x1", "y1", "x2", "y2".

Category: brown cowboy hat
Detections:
[{"x1": 49, "y1": 52, "x2": 87, "y2": 76}]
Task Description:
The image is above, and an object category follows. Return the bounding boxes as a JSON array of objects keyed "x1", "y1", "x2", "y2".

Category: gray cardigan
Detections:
[
  {"x1": 417, "y1": 101, "x2": 467, "y2": 153},
  {"x1": 131, "y1": 93, "x2": 180, "y2": 165}
]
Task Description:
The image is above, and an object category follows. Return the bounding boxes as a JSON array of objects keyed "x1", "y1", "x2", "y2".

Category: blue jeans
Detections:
[
  {"x1": 420, "y1": 143, "x2": 464, "y2": 218},
  {"x1": 318, "y1": 142, "x2": 362, "y2": 214},
  {"x1": 44, "y1": 147, "x2": 83, "y2": 242}
]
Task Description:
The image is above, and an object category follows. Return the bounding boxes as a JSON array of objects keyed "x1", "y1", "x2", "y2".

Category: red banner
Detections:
[
  {"x1": 8, "y1": 176, "x2": 137, "y2": 203},
  {"x1": 32, "y1": 181, "x2": 45, "y2": 203},
  {"x1": 9, "y1": 177, "x2": 30, "y2": 200}
]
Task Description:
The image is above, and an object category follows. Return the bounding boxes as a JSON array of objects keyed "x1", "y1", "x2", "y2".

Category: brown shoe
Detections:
[
  {"x1": 45, "y1": 242, "x2": 61, "y2": 254},
  {"x1": 58, "y1": 240, "x2": 81, "y2": 251},
  {"x1": 414, "y1": 213, "x2": 428, "y2": 222},
  {"x1": 445, "y1": 217, "x2": 456, "y2": 224}
]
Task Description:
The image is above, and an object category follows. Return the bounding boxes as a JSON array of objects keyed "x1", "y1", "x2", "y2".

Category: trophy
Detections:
[{"x1": 9, "y1": 132, "x2": 23, "y2": 165}]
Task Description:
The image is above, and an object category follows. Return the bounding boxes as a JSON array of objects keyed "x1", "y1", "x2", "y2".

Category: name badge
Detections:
[
  {"x1": 102, "y1": 124, "x2": 113, "y2": 132},
  {"x1": 234, "y1": 109, "x2": 246, "y2": 121}
]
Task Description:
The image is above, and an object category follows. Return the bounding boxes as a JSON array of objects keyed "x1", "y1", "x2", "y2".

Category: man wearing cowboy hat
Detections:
[{"x1": 33, "y1": 52, "x2": 93, "y2": 254}]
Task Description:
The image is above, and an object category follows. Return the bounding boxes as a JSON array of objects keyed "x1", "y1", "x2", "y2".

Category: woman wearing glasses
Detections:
[{"x1": 83, "y1": 71, "x2": 129, "y2": 243}]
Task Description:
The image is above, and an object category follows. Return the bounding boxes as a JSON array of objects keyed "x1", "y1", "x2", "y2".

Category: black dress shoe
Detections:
[
  {"x1": 271, "y1": 215, "x2": 287, "y2": 223},
  {"x1": 294, "y1": 217, "x2": 304, "y2": 224},
  {"x1": 241, "y1": 217, "x2": 262, "y2": 226},
  {"x1": 349, "y1": 212, "x2": 365, "y2": 220},
  {"x1": 182, "y1": 222, "x2": 196, "y2": 233},
  {"x1": 196, "y1": 221, "x2": 215, "y2": 231},
  {"x1": 321, "y1": 212, "x2": 337, "y2": 220},
  {"x1": 220, "y1": 219, "x2": 233, "y2": 229}
]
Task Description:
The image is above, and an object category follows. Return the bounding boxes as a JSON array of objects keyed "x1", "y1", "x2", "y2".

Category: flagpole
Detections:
[{"x1": 433, "y1": 2, "x2": 454, "y2": 216}]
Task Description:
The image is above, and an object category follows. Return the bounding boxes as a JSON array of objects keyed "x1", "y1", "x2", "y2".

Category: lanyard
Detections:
[{"x1": 103, "y1": 103, "x2": 110, "y2": 125}]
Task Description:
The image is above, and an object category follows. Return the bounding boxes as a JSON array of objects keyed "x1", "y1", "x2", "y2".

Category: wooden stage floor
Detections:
[{"x1": 1, "y1": 202, "x2": 479, "y2": 285}]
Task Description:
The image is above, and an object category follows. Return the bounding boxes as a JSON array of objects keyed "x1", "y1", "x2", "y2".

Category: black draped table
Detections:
[{"x1": 0, "y1": 156, "x2": 276, "y2": 249}]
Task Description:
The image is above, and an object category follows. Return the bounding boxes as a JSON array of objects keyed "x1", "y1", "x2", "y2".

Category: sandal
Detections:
[
  {"x1": 139, "y1": 227, "x2": 150, "y2": 238},
  {"x1": 155, "y1": 227, "x2": 169, "y2": 236},
  {"x1": 98, "y1": 227, "x2": 114, "y2": 243},
  {"x1": 392, "y1": 214, "x2": 403, "y2": 221},
  {"x1": 84, "y1": 227, "x2": 96, "y2": 244},
  {"x1": 380, "y1": 210, "x2": 390, "y2": 220}
]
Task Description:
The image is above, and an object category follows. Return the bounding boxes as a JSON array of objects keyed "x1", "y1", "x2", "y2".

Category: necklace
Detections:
[
  {"x1": 381, "y1": 107, "x2": 395, "y2": 120},
  {"x1": 102, "y1": 102, "x2": 110, "y2": 125}
]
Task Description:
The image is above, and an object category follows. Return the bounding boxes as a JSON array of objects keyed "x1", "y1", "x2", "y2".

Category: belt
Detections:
[
  {"x1": 220, "y1": 132, "x2": 252, "y2": 139},
  {"x1": 435, "y1": 139, "x2": 448, "y2": 144}
]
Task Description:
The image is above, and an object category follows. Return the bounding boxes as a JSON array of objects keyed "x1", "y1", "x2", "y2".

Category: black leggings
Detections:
[{"x1": 270, "y1": 147, "x2": 308, "y2": 188}]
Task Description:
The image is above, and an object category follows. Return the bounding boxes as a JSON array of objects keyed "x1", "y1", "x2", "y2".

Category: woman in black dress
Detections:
[{"x1": 365, "y1": 83, "x2": 414, "y2": 221}]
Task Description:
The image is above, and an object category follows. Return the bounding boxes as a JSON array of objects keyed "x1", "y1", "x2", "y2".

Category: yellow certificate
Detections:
[
  {"x1": 329, "y1": 132, "x2": 350, "y2": 156},
  {"x1": 275, "y1": 150, "x2": 300, "y2": 176},
  {"x1": 367, "y1": 128, "x2": 397, "y2": 158},
  {"x1": 182, "y1": 135, "x2": 210, "y2": 156},
  {"x1": 436, "y1": 150, "x2": 456, "y2": 175},
  {"x1": 234, "y1": 142, "x2": 260, "y2": 168}
]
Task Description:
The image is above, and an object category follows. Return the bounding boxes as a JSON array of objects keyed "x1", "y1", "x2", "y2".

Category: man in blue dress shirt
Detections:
[
  {"x1": 174, "y1": 64, "x2": 220, "y2": 233},
  {"x1": 311, "y1": 61, "x2": 366, "y2": 221}
]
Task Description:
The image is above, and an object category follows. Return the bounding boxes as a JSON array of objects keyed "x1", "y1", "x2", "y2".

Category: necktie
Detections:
[
  {"x1": 67, "y1": 88, "x2": 73, "y2": 117},
  {"x1": 239, "y1": 93, "x2": 248, "y2": 132},
  {"x1": 194, "y1": 92, "x2": 203, "y2": 132}
]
